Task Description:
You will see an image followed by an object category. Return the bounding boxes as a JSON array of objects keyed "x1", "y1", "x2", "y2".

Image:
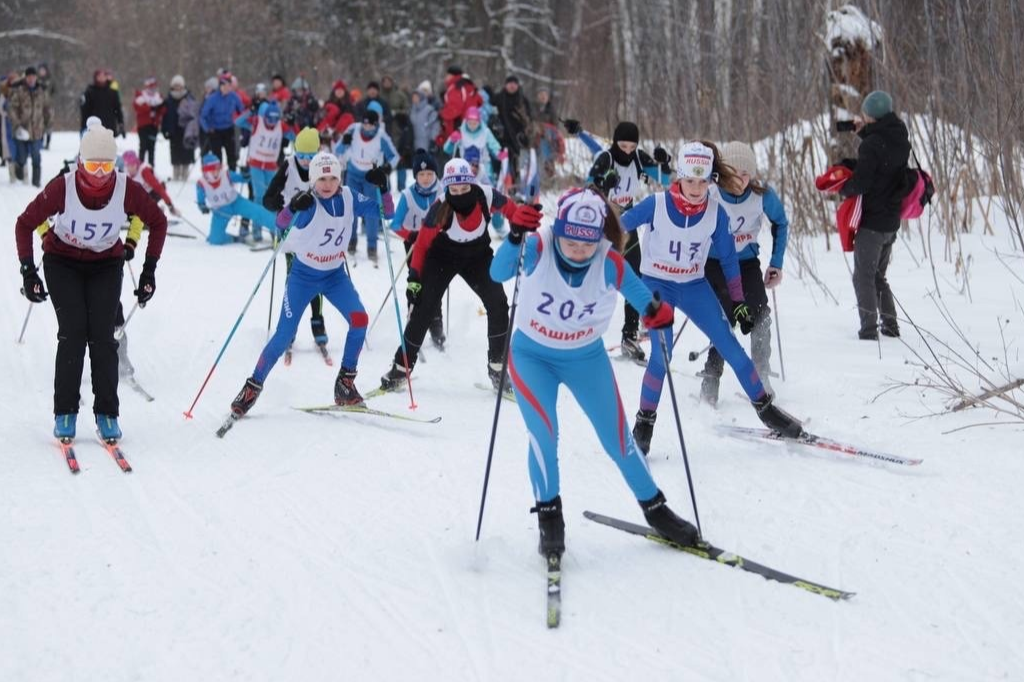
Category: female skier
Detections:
[
  {"x1": 490, "y1": 187, "x2": 699, "y2": 554},
  {"x1": 619, "y1": 141, "x2": 802, "y2": 454}
]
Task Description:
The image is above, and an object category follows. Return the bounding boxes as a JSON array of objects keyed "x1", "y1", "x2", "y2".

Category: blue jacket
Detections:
[{"x1": 200, "y1": 91, "x2": 244, "y2": 132}]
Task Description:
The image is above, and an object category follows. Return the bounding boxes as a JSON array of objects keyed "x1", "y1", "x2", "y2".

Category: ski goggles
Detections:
[
  {"x1": 82, "y1": 160, "x2": 115, "y2": 174},
  {"x1": 295, "y1": 151, "x2": 316, "y2": 164}
]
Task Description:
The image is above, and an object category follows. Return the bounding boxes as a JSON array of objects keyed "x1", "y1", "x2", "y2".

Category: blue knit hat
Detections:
[
  {"x1": 862, "y1": 91, "x2": 892, "y2": 119},
  {"x1": 260, "y1": 101, "x2": 281, "y2": 125},
  {"x1": 553, "y1": 188, "x2": 606, "y2": 243},
  {"x1": 463, "y1": 146, "x2": 481, "y2": 165},
  {"x1": 411, "y1": 149, "x2": 438, "y2": 174}
]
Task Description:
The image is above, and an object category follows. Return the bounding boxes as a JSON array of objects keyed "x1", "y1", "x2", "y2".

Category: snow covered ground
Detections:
[{"x1": 1, "y1": 133, "x2": 1022, "y2": 681}]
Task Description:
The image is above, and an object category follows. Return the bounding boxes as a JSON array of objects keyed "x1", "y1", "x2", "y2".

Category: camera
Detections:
[{"x1": 836, "y1": 120, "x2": 857, "y2": 132}]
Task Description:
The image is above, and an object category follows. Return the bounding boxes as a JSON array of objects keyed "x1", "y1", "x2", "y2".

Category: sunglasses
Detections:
[{"x1": 83, "y1": 160, "x2": 115, "y2": 174}]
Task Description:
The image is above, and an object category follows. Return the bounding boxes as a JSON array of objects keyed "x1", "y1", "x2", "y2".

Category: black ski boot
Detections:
[
  {"x1": 380, "y1": 362, "x2": 409, "y2": 391},
  {"x1": 532, "y1": 496, "x2": 565, "y2": 556},
  {"x1": 632, "y1": 409, "x2": 657, "y2": 455},
  {"x1": 334, "y1": 366, "x2": 364, "y2": 405},
  {"x1": 753, "y1": 393, "x2": 803, "y2": 438},
  {"x1": 640, "y1": 490, "x2": 699, "y2": 547},
  {"x1": 311, "y1": 316, "x2": 328, "y2": 347},
  {"x1": 428, "y1": 315, "x2": 446, "y2": 350},
  {"x1": 488, "y1": 361, "x2": 513, "y2": 397},
  {"x1": 620, "y1": 330, "x2": 646, "y2": 362},
  {"x1": 367, "y1": 246, "x2": 379, "y2": 266},
  {"x1": 699, "y1": 374, "x2": 720, "y2": 407},
  {"x1": 231, "y1": 377, "x2": 264, "y2": 417}
]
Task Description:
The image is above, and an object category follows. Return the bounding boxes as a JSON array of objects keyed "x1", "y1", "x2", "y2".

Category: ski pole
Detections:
[
  {"x1": 377, "y1": 185, "x2": 418, "y2": 410},
  {"x1": 266, "y1": 233, "x2": 278, "y2": 338},
  {"x1": 184, "y1": 226, "x2": 291, "y2": 419},
  {"x1": 365, "y1": 246, "x2": 411, "y2": 342},
  {"x1": 177, "y1": 214, "x2": 209, "y2": 240},
  {"x1": 475, "y1": 237, "x2": 528, "y2": 542},
  {"x1": 670, "y1": 316, "x2": 690, "y2": 352},
  {"x1": 445, "y1": 288, "x2": 450, "y2": 340},
  {"x1": 658, "y1": 326, "x2": 703, "y2": 538},
  {"x1": 771, "y1": 289, "x2": 786, "y2": 382},
  {"x1": 17, "y1": 298, "x2": 34, "y2": 344},
  {"x1": 115, "y1": 303, "x2": 139, "y2": 340},
  {"x1": 688, "y1": 343, "x2": 711, "y2": 362}
]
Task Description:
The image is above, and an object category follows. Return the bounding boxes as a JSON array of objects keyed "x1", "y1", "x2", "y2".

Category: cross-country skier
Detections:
[
  {"x1": 442, "y1": 106, "x2": 502, "y2": 175},
  {"x1": 234, "y1": 100, "x2": 292, "y2": 208},
  {"x1": 490, "y1": 187, "x2": 700, "y2": 554},
  {"x1": 196, "y1": 152, "x2": 277, "y2": 245},
  {"x1": 700, "y1": 141, "x2": 789, "y2": 404},
  {"x1": 228, "y1": 152, "x2": 391, "y2": 418},
  {"x1": 563, "y1": 118, "x2": 673, "y2": 363},
  {"x1": 390, "y1": 149, "x2": 446, "y2": 348},
  {"x1": 334, "y1": 101, "x2": 397, "y2": 265},
  {"x1": 121, "y1": 150, "x2": 181, "y2": 217},
  {"x1": 14, "y1": 123, "x2": 167, "y2": 441},
  {"x1": 620, "y1": 141, "x2": 802, "y2": 453},
  {"x1": 463, "y1": 145, "x2": 508, "y2": 238},
  {"x1": 379, "y1": 158, "x2": 541, "y2": 392}
]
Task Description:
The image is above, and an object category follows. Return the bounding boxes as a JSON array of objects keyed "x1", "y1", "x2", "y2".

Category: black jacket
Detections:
[
  {"x1": 80, "y1": 83, "x2": 125, "y2": 133},
  {"x1": 840, "y1": 112, "x2": 911, "y2": 232}
]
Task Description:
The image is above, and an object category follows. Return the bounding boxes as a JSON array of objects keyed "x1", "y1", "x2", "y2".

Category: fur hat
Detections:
[
  {"x1": 79, "y1": 125, "x2": 117, "y2": 160},
  {"x1": 720, "y1": 141, "x2": 757, "y2": 175}
]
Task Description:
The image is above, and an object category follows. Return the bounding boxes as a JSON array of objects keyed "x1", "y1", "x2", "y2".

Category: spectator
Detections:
[
  {"x1": 80, "y1": 68, "x2": 125, "y2": 135},
  {"x1": 532, "y1": 87, "x2": 563, "y2": 183},
  {"x1": 409, "y1": 87, "x2": 440, "y2": 157},
  {"x1": 415, "y1": 79, "x2": 438, "y2": 109},
  {"x1": 490, "y1": 75, "x2": 532, "y2": 179},
  {"x1": 379, "y1": 75, "x2": 409, "y2": 136},
  {"x1": 839, "y1": 90, "x2": 911, "y2": 340},
  {"x1": 316, "y1": 79, "x2": 356, "y2": 144},
  {"x1": 133, "y1": 76, "x2": 165, "y2": 166},
  {"x1": 200, "y1": 73, "x2": 245, "y2": 169},
  {"x1": 9, "y1": 66, "x2": 53, "y2": 187},
  {"x1": 36, "y1": 63, "x2": 54, "y2": 149},
  {"x1": 283, "y1": 77, "x2": 319, "y2": 131},
  {"x1": 1, "y1": 71, "x2": 18, "y2": 177},
  {"x1": 439, "y1": 66, "x2": 482, "y2": 146},
  {"x1": 270, "y1": 74, "x2": 290, "y2": 104},
  {"x1": 162, "y1": 74, "x2": 197, "y2": 181},
  {"x1": 354, "y1": 81, "x2": 392, "y2": 129}
]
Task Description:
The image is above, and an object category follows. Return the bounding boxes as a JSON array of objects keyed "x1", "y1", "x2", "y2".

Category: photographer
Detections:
[{"x1": 837, "y1": 90, "x2": 910, "y2": 340}]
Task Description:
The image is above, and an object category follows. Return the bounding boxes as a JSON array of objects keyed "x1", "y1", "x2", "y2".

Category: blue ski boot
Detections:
[
  {"x1": 96, "y1": 414, "x2": 122, "y2": 442},
  {"x1": 54, "y1": 414, "x2": 77, "y2": 440}
]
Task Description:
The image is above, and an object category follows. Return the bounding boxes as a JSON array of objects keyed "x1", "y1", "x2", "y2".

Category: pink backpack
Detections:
[{"x1": 900, "y1": 152, "x2": 935, "y2": 220}]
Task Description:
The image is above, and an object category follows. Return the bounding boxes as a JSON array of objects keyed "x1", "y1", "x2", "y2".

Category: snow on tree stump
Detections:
[{"x1": 825, "y1": 5, "x2": 882, "y2": 163}]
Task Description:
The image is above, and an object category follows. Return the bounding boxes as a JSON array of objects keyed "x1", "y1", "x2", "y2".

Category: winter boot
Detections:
[
  {"x1": 115, "y1": 328, "x2": 136, "y2": 378},
  {"x1": 640, "y1": 490, "x2": 699, "y2": 547},
  {"x1": 532, "y1": 495, "x2": 565, "y2": 556},
  {"x1": 879, "y1": 324, "x2": 900, "y2": 338},
  {"x1": 380, "y1": 362, "x2": 409, "y2": 391},
  {"x1": 632, "y1": 409, "x2": 657, "y2": 455},
  {"x1": 53, "y1": 414, "x2": 77, "y2": 441},
  {"x1": 699, "y1": 375, "x2": 720, "y2": 407},
  {"x1": 367, "y1": 247, "x2": 378, "y2": 266},
  {"x1": 428, "y1": 315, "x2": 446, "y2": 350},
  {"x1": 752, "y1": 393, "x2": 803, "y2": 438},
  {"x1": 311, "y1": 316, "x2": 328, "y2": 347},
  {"x1": 230, "y1": 376, "x2": 264, "y2": 417},
  {"x1": 347, "y1": 236, "x2": 358, "y2": 255},
  {"x1": 96, "y1": 414, "x2": 123, "y2": 442},
  {"x1": 620, "y1": 330, "x2": 646, "y2": 362},
  {"x1": 488, "y1": 361, "x2": 513, "y2": 396},
  {"x1": 334, "y1": 366, "x2": 364, "y2": 406},
  {"x1": 31, "y1": 163, "x2": 41, "y2": 188}
]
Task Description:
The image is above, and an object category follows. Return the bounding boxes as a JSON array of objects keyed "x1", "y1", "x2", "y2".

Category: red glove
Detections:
[
  {"x1": 642, "y1": 293, "x2": 674, "y2": 330},
  {"x1": 508, "y1": 203, "x2": 542, "y2": 244}
]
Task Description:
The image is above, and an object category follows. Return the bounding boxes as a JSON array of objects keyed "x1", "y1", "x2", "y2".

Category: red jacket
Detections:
[
  {"x1": 816, "y1": 165, "x2": 861, "y2": 252},
  {"x1": 316, "y1": 102, "x2": 355, "y2": 135},
  {"x1": 133, "y1": 89, "x2": 166, "y2": 129},
  {"x1": 271, "y1": 86, "x2": 291, "y2": 104},
  {"x1": 439, "y1": 76, "x2": 483, "y2": 142},
  {"x1": 411, "y1": 190, "x2": 517, "y2": 273},
  {"x1": 15, "y1": 172, "x2": 168, "y2": 263}
]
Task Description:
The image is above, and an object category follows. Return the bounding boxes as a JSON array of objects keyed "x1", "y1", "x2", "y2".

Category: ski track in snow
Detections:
[{"x1": 2, "y1": 133, "x2": 1024, "y2": 681}]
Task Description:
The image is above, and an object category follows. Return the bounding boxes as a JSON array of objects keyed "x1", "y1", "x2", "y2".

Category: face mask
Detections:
[
  {"x1": 610, "y1": 144, "x2": 633, "y2": 167},
  {"x1": 447, "y1": 187, "x2": 478, "y2": 214}
]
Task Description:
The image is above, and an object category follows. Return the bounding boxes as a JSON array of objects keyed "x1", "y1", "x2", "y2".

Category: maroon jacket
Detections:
[{"x1": 15, "y1": 172, "x2": 168, "y2": 264}]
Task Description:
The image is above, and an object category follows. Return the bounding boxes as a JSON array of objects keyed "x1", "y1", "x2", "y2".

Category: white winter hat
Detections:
[
  {"x1": 85, "y1": 115, "x2": 103, "y2": 130},
  {"x1": 309, "y1": 151, "x2": 342, "y2": 182},
  {"x1": 442, "y1": 158, "x2": 477, "y2": 187},
  {"x1": 720, "y1": 141, "x2": 757, "y2": 175},
  {"x1": 80, "y1": 125, "x2": 117, "y2": 160},
  {"x1": 416, "y1": 80, "x2": 433, "y2": 96},
  {"x1": 676, "y1": 141, "x2": 715, "y2": 180},
  {"x1": 170, "y1": 74, "x2": 186, "y2": 89}
]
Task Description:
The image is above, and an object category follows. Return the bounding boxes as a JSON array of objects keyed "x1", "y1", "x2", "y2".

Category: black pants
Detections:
[
  {"x1": 853, "y1": 228, "x2": 898, "y2": 335},
  {"x1": 393, "y1": 238, "x2": 508, "y2": 369},
  {"x1": 204, "y1": 127, "x2": 238, "y2": 170},
  {"x1": 169, "y1": 132, "x2": 193, "y2": 166},
  {"x1": 703, "y1": 257, "x2": 772, "y2": 378},
  {"x1": 403, "y1": 237, "x2": 443, "y2": 329},
  {"x1": 138, "y1": 125, "x2": 159, "y2": 166},
  {"x1": 620, "y1": 230, "x2": 642, "y2": 336},
  {"x1": 43, "y1": 254, "x2": 123, "y2": 416}
]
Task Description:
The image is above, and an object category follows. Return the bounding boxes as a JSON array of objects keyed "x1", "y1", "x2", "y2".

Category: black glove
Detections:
[
  {"x1": 289, "y1": 190, "x2": 315, "y2": 213},
  {"x1": 365, "y1": 165, "x2": 389, "y2": 191},
  {"x1": 653, "y1": 147, "x2": 671, "y2": 164},
  {"x1": 240, "y1": 166, "x2": 251, "y2": 180},
  {"x1": 406, "y1": 269, "x2": 421, "y2": 307},
  {"x1": 20, "y1": 261, "x2": 48, "y2": 303},
  {"x1": 838, "y1": 157, "x2": 857, "y2": 171},
  {"x1": 135, "y1": 258, "x2": 157, "y2": 307},
  {"x1": 595, "y1": 168, "x2": 620, "y2": 194},
  {"x1": 562, "y1": 119, "x2": 582, "y2": 135},
  {"x1": 342, "y1": 132, "x2": 353, "y2": 146},
  {"x1": 199, "y1": 204, "x2": 211, "y2": 215},
  {"x1": 732, "y1": 301, "x2": 755, "y2": 335},
  {"x1": 162, "y1": 130, "x2": 170, "y2": 140},
  {"x1": 124, "y1": 239, "x2": 137, "y2": 262}
]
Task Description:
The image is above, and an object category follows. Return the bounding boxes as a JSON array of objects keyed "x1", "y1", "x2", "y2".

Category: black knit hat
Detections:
[
  {"x1": 363, "y1": 109, "x2": 380, "y2": 126},
  {"x1": 412, "y1": 149, "x2": 438, "y2": 174},
  {"x1": 613, "y1": 121, "x2": 640, "y2": 144},
  {"x1": 447, "y1": 66, "x2": 463, "y2": 76},
  {"x1": 505, "y1": 75, "x2": 520, "y2": 85},
  {"x1": 24, "y1": 66, "x2": 37, "y2": 77},
  {"x1": 366, "y1": 81, "x2": 380, "y2": 91}
]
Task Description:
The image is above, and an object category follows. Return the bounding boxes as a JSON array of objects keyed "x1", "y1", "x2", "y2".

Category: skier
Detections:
[
  {"x1": 234, "y1": 101, "x2": 292, "y2": 207},
  {"x1": 563, "y1": 119, "x2": 673, "y2": 363},
  {"x1": 334, "y1": 101, "x2": 397, "y2": 264},
  {"x1": 14, "y1": 123, "x2": 167, "y2": 441},
  {"x1": 490, "y1": 187, "x2": 700, "y2": 554},
  {"x1": 389, "y1": 149, "x2": 445, "y2": 348},
  {"x1": 228, "y1": 152, "x2": 390, "y2": 418},
  {"x1": 620, "y1": 141, "x2": 803, "y2": 453},
  {"x1": 442, "y1": 106, "x2": 502, "y2": 173},
  {"x1": 462, "y1": 145, "x2": 509, "y2": 239},
  {"x1": 700, "y1": 141, "x2": 789, "y2": 404},
  {"x1": 121, "y1": 150, "x2": 181, "y2": 216},
  {"x1": 196, "y1": 152, "x2": 277, "y2": 245},
  {"x1": 379, "y1": 158, "x2": 541, "y2": 392}
]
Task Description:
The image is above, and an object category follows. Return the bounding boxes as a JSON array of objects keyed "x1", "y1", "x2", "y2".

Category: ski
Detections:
[
  {"x1": 216, "y1": 414, "x2": 239, "y2": 438},
  {"x1": 57, "y1": 438, "x2": 80, "y2": 474},
  {"x1": 97, "y1": 435, "x2": 133, "y2": 473},
  {"x1": 317, "y1": 344, "x2": 334, "y2": 366},
  {"x1": 474, "y1": 382, "x2": 517, "y2": 403},
  {"x1": 583, "y1": 511, "x2": 855, "y2": 601},
  {"x1": 125, "y1": 375, "x2": 155, "y2": 402},
  {"x1": 716, "y1": 425, "x2": 922, "y2": 466},
  {"x1": 250, "y1": 243, "x2": 274, "y2": 252},
  {"x1": 546, "y1": 552, "x2": 562, "y2": 628},
  {"x1": 294, "y1": 404, "x2": 441, "y2": 424}
]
